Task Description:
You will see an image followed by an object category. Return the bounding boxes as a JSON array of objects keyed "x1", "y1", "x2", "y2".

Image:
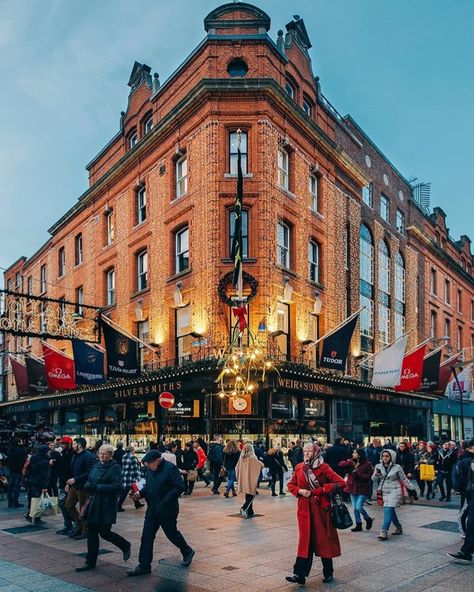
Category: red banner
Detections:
[
  {"x1": 395, "y1": 344, "x2": 426, "y2": 392},
  {"x1": 438, "y1": 356, "x2": 458, "y2": 394},
  {"x1": 10, "y1": 357, "x2": 29, "y2": 396},
  {"x1": 42, "y1": 343, "x2": 76, "y2": 391}
]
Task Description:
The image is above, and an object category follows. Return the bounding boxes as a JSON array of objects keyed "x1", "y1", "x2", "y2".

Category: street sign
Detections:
[{"x1": 159, "y1": 391, "x2": 175, "y2": 409}]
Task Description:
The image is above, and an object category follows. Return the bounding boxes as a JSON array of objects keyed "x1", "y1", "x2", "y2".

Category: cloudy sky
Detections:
[{"x1": 0, "y1": 0, "x2": 473, "y2": 272}]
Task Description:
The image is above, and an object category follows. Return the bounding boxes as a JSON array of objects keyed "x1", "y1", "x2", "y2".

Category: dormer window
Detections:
[{"x1": 128, "y1": 131, "x2": 138, "y2": 150}]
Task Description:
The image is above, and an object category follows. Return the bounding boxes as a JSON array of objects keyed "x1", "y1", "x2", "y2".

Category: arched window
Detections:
[
  {"x1": 394, "y1": 252, "x2": 406, "y2": 339},
  {"x1": 378, "y1": 240, "x2": 390, "y2": 344},
  {"x1": 359, "y1": 224, "x2": 374, "y2": 340}
]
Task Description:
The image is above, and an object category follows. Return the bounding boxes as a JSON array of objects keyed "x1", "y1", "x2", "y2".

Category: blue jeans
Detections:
[
  {"x1": 382, "y1": 506, "x2": 401, "y2": 531},
  {"x1": 7, "y1": 473, "x2": 22, "y2": 506},
  {"x1": 226, "y1": 468, "x2": 236, "y2": 492},
  {"x1": 350, "y1": 494, "x2": 369, "y2": 523}
]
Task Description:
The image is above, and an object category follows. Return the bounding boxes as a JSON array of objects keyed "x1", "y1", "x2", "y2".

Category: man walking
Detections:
[
  {"x1": 435, "y1": 441, "x2": 457, "y2": 502},
  {"x1": 127, "y1": 450, "x2": 195, "y2": 576},
  {"x1": 5, "y1": 439, "x2": 27, "y2": 508},
  {"x1": 208, "y1": 438, "x2": 224, "y2": 494},
  {"x1": 65, "y1": 438, "x2": 95, "y2": 540}
]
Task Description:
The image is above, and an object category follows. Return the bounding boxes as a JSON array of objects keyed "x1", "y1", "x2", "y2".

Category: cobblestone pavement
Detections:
[{"x1": 0, "y1": 486, "x2": 471, "y2": 592}]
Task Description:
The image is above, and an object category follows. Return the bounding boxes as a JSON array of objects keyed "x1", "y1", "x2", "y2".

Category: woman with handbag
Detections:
[
  {"x1": 372, "y1": 449, "x2": 415, "y2": 541},
  {"x1": 286, "y1": 443, "x2": 347, "y2": 586},
  {"x1": 222, "y1": 440, "x2": 240, "y2": 498},
  {"x1": 181, "y1": 442, "x2": 198, "y2": 495},
  {"x1": 338, "y1": 449, "x2": 374, "y2": 531},
  {"x1": 418, "y1": 444, "x2": 437, "y2": 500},
  {"x1": 25, "y1": 445, "x2": 50, "y2": 525},
  {"x1": 76, "y1": 444, "x2": 131, "y2": 572},
  {"x1": 236, "y1": 443, "x2": 263, "y2": 518}
]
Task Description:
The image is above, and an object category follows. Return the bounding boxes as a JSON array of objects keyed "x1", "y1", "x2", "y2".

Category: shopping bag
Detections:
[
  {"x1": 39, "y1": 493, "x2": 58, "y2": 516},
  {"x1": 29, "y1": 497, "x2": 42, "y2": 519},
  {"x1": 187, "y1": 470, "x2": 198, "y2": 482},
  {"x1": 283, "y1": 470, "x2": 293, "y2": 482},
  {"x1": 420, "y1": 464, "x2": 435, "y2": 481}
]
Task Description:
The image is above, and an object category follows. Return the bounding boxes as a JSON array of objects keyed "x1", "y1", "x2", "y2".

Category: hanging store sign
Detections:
[
  {"x1": 0, "y1": 290, "x2": 100, "y2": 342},
  {"x1": 167, "y1": 400, "x2": 193, "y2": 417}
]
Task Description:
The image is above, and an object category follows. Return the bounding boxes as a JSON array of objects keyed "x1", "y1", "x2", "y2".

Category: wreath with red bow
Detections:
[{"x1": 217, "y1": 271, "x2": 259, "y2": 306}]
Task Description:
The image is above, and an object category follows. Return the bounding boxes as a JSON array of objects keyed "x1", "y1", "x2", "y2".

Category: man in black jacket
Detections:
[
  {"x1": 436, "y1": 441, "x2": 457, "y2": 502},
  {"x1": 5, "y1": 439, "x2": 27, "y2": 508},
  {"x1": 65, "y1": 438, "x2": 95, "y2": 539},
  {"x1": 55, "y1": 436, "x2": 75, "y2": 535},
  {"x1": 127, "y1": 450, "x2": 194, "y2": 576},
  {"x1": 208, "y1": 438, "x2": 224, "y2": 494}
]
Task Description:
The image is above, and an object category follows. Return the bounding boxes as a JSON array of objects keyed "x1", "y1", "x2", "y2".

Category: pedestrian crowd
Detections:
[{"x1": 0, "y1": 428, "x2": 473, "y2": 584}]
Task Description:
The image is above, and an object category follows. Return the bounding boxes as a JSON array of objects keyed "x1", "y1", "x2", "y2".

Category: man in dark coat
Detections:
[
  {"x1": 127, "y1": 450, "x2": 195, "y2": 576},
  {"x1": 55, "y1": 436, "x2": 75, "y2": 535},
  {"x1": 113, "y1": 442, "x2": 125, "y2": 466},
  {"x1": 325, "y1": 438, "x2": 350, "y2": 476},
  {"x1": 5, "y1": 439, "x2": 27, "y2": 508},
  {"x1": 25, "y1": 445, "x2": 50, "y2": 524},
  {"x1": 208, "y1": 438, "x2": 224, "y2": 494},
  {"x1": 435, "y1": 441, "x2": 457, "y2": 501},
  {"x1": 65, "y1": 438, "x2": 95, "y2": 539}
]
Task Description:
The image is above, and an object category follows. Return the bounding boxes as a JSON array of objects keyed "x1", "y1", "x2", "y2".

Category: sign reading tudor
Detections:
[{"x1": 159, "y1": 391, "x2": 175, "y2": 409}]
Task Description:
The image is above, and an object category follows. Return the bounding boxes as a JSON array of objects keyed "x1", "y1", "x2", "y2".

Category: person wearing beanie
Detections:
[
  {"x1": 286, "y1": 443, "x2": 347, "y2": 586},
  {"x1": 372, "y1": 449, "x2": 415, "y2": 541}
]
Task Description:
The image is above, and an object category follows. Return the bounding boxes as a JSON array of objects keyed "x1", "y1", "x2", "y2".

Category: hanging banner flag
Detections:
[
  {"x1": 419, "y1": 349, "x2": 442, "y2": 392},
  {"x1": 10, "y1": 357, "x2": 29, "y2": 396},
  {"x1": 102, "y1": 322, "x2": 141, "y2": 379},
  {"x1": 319, "y1": 315, "x2": 358, "y2": 370},
  {"x1": 445, "y1": 364, "x2": 473, "y2": 401},
  {"x1": 231, "y1": 134, "x2": 244, "y2": 297},
  {"x1": 72, "y1": 339, "x2": 105, "y2": 385},
  {"x1": 371, "y1": 335, "x2": 408, "y2": 387},
  {"x1": 42, "y1": 343, "x2": 76, "y2": 391},
  {"x1": 25, "y1": 357, "x2": 48, "y2": 395},
  {"x1": 437, "y1": 355, "x2": 459, "y2": 394},
  {"x1": 395, "y1": 344, "x2": 426, "y2": 392}
]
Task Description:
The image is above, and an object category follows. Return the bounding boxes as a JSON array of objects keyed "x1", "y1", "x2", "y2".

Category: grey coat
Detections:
[{"x1": 372, "y1": 449, "x2": 414, "y2": 508}]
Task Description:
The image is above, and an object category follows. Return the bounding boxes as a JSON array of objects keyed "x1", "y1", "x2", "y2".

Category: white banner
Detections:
[
  {"x1": 445, "y1": 364, "x2": 473, "y2": 401},
  {"x1": 371, "y1": 335, "x2": 408, "y2": 387}
]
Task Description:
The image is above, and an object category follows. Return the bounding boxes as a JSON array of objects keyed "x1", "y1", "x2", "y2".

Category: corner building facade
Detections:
[{"x1": 1, "y1": 3, "x2": 445, "y2": 446}]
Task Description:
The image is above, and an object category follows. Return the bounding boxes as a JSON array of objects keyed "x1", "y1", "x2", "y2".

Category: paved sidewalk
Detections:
[{"x1": 0, "y1": 486, "x2": 471, "y2": 591}]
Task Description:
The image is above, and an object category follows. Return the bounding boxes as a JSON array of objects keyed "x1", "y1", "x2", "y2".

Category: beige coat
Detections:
[{"x1": 236, "y1": 456, "x2": 263, "y2": 495}]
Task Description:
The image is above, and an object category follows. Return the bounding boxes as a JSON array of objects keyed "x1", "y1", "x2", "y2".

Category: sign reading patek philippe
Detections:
[{"x1": 168, "y1": 401, "x2": 193, "y2": 417}]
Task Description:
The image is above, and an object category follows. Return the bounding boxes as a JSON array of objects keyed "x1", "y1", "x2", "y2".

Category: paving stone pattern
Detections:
[{"x1": 0, "y1": 487, "x2": 471, "y2": 592}]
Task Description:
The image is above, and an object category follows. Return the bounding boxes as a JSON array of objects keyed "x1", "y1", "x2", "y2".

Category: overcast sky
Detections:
[{"x1": 0, "y1": 0, "x2": 473, "y2": 272}]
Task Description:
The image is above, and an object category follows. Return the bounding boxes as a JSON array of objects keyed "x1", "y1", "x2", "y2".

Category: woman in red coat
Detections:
[{"x1": 286, "y1": 443, "x2": 346, "y2": 586}]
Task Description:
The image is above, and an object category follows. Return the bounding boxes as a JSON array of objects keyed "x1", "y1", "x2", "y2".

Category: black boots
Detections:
[{"x1": 351, "y1": 523, "x2": 363, "y2": 532}]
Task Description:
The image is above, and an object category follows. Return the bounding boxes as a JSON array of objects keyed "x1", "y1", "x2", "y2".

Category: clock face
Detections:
[{"x1": 232, "y1": 397, "x2": 248, "y2": 411}]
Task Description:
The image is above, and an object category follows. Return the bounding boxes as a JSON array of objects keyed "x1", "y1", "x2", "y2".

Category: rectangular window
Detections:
[
  {"x1": 75, "y1": 233, "x2": 83, "y2": 266},
  {"x1": 457, "y1": 326, "x2": 463, "y2": 350},
  {"x1": 176, "y1": 304, "x2": 192, "y2": 362},
  {"x1": 40, "y1": 265, "x2": 47, "y2": 294},
  {"x1": 457, "y1": 289, "x2": 462, "y2": 313},
  {"x1": 362, "y1": 183, "x2": 373, "y2": 207},
  {"x1": 285, "y1": 80, "x2": 295, "y2": 99},
  {"x1": 58, "y1": 298, "x2": 66, "y2": 326},
  {"x1": 58, "y1": 247, "x2": 65, "y2": 277},
  {"x1": 309, "y1": 174, "x2": 320, "y2": 212},
  {"x1": 277, "y1": 221, "x2": 290, "y2": 268},
  {"x1": 106, "y1": 211, "x2": 114, "y2": 245},
  {"x1": 360, "y1": 295, "x2": 374, "y2": 337},
  {"x1": 308, "y1": 240, "x2": 319, "y2": 283},
  {"x1": 277, "y1": 149, "x2": 289, "y2": 190},
  {"x1": 176, "y1": 155, "x2": 188, "y2": 198},
  {"x1": 27, "y1": 276, "x2": 33, "y2": 296},
  {"x1": 276, "y1": 301, "x2": 290, "y2": 357},
  {"x1": 396, "y1": 209, "x2": 405, "y2": 235},
  {"x1": 39, "y1": 302, "x2": 46, "y2": 333},
  {"x1": 129, "y1": 132, "x2": 138, "y2": 150},
  {"x1": 378, "y1": 304, "x2": 390, "y2": 345},
  {"x1": 303, "y1": 98, "x2": 312, "y2": 116},
  {"x1": 137, "y1": 250, "x2": 148, "y2": 291},
  {"x1": 380, "y1": 194, "x2": 389, "y2": 222},
  {"x1": 430, "y1": 310, "x2": 437, "y2": 339},
  {"x1": 229, "y1": 131, "x2": 248, "y2": 175},
  {"x1": 229, "y1": 210, "x2": 248, "y2": 259},
  {"x1": 175, "y1": 227, "x2": 189, "y2": 273},
  {"x1": 430, "y1": 268, "x2": 437, "y2": 295},
  {"x1": 444, "y1": 318, "x2": 451, "y2": 340},
  {"x1": 394, "y1": 312, "x2": 405, "y2": 340},
  {"x1": 75, "y1": 286, "x2": 84, "y2": 316},
  {"x1": 136, "y1": 186, "x2": 147, "y2": 224},
  {"x1": 143, "y1": 115, "x2": 153, "y2": 135},
  {"x1": 137, "y1": 320, "x2": 149, "y2": 370},
  {"x1": 106, "y1": 269, "x2": 115, "y2": 306},
  {"x1": 444, "y1": 279, "x2": 451, "y2": 304}
]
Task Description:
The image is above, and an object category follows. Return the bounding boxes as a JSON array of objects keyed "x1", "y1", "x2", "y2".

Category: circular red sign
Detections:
[{"x1": 159, "y1": 391, "x2": 175, "y2": 409}]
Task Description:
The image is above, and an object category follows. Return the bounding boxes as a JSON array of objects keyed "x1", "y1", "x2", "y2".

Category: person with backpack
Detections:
[{"x1": 447, "y1": 439, "x2": 474, "y2": 564}]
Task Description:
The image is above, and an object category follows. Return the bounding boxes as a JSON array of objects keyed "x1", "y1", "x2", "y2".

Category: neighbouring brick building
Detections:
[{"x1": 1, "y1": 2, "x2": 471, "y2": 446}]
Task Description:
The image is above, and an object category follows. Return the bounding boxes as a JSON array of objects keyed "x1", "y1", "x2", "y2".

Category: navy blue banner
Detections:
[
  {"x1": 25, "y1": 357, "x2": 48, "y2": 394},
  {"x1": 319, "y1": 315, "x2": 358, "y2": 371},
  {"x1": 102, "y1": 322, "x2": 141, "y2": 379},
  {"x1": 72, "y1": 339, "x2": 105, "y2": 385}
]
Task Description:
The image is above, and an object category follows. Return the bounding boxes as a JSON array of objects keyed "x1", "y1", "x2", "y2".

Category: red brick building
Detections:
[{"x1": 1, "y1": 2, "x2": 468, "y2": 445}]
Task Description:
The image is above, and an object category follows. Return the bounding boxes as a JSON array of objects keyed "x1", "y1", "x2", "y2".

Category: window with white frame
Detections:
[
  {"x1": 378, "y1": 241, "x2": 390, "y2": 295},
  {"x1": 229, "y1": 131, "x2": 248, "y2": 175},
  {"x1": 40, "y1": 265, "x2": 47, "y2": 294},
  {"x1": 430, "y1": 310, "x2": 437, "y2": 339},
  {"x1": 75, "y1": 233, "x2": 83, "y2": 266},
  {"x1": 285, "y1": 79, "x2": 295, "y2": 99},
  {"x1": 229, "y1": 210, "x2": 248, "y2": 258},
  {"x1": 40, "y1": 302, "x2": 47, "y2": 333},
  {"x1": 277, "y1": 148, "x2": 289, "y2": 190},
  {"x1": 380, "y1": 194, "x2": 390, "y2": 222},
  {"x1": 308, "y1": 240, "x2": 320, "y2": 283},
  {"x1": 394, "y1": 252, "x2": 405, "y2": 339},
  {"x1": 394, "y1": 309, "x2": 405, "y2": 340},
  {"x1": 277, "y1": 221, "x2": 290, "y2": 268},
  {"x1": 309, "y1": 173, "x2": 320, "y2": 212},
  {"x1": 137, "y1": 250, "x2": 148, "y2": 291},
  {"x1": 105, "y1": 210, "x2": 114, "y2": 245},
  {"x1": 136, "y1": 186, "x2": 147, "y2": 224},
  {"x1": 58, "y1": 247, "x2": 65, "y2": 277},
  {"x1": 276, "y1": 301, "x2": 289, "y2": 357},
  {"x1": 176, "y1": 304, "x2": 192, "y2": 361},
  {"x1": 303, "y1": 97, "x2": 312, "y2": 116},
  {"x1": 360, "y1": 295, "x2": 374, "y2": 338},
  {"x1": 129, "y1": 131, "x2": 138, "y2": 150},
  {"x1": 175, "y1": 227, "x2": 189, "y2": 273},
  {"x1": 75, "y1": 286, "x2": 84, "y2": 316},
  {"x1": 360, "y1": 224, "x2": 374, "y2": 339},
  {"x1": 143, "y1": 114, "x2": 153, "y2": 135},
  {"x1": 137, "y1": 320, "x2": 149, "y2": 370},
  {"x1": 106, "y1": 268, "x2": 115, "y2": 306},
  {"x1": 176, "y1": 154, "x2": 188, "y2": 198},
  {"x1": 396, "y1": 209, "x2": 405, "y2": 235},
  {"x1": 378, "y1": 303, "x2": 390, "y2": 345},
  {"x1": 360, "y1": 225, "x2": 373, "y2": 284},
  {"x1": 362, "y1": 183, "x2": 373, "y2": 207},
  {"x1": 27, "y1": 276, "x2": 33, "y2": 296}
]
